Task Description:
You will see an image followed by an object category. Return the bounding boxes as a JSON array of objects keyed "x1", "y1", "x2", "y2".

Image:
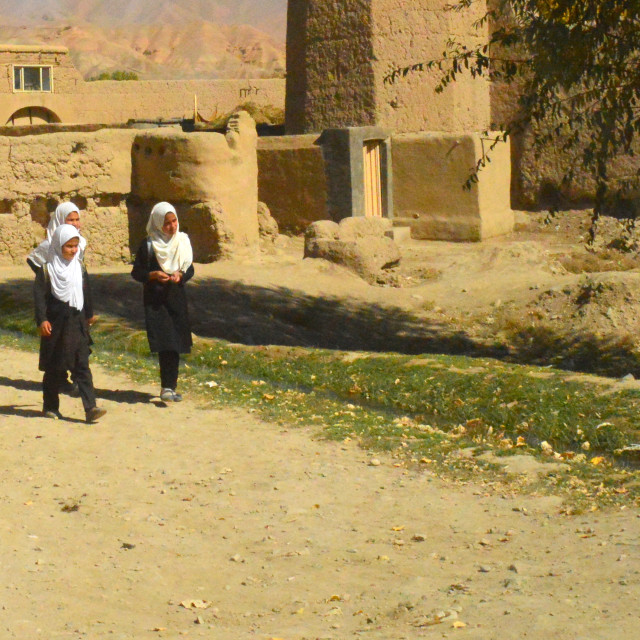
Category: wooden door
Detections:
[{"x1": 363, "y1": 140, "x2": 383, "y2": 217}]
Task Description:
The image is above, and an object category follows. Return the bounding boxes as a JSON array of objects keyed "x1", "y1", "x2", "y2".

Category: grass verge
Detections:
[{"x1": 1, "y1": 288, "x2": 639, "y2": 512}]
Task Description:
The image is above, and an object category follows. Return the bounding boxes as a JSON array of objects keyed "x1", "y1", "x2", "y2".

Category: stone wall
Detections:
[{"x1": 285, "y1": 0, "x2": 490, "y2": 135}]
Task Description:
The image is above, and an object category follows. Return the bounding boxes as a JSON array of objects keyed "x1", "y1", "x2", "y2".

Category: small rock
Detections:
[
  {"x1": 369, "y1": 459, "x2": 381, "y2": 467},
  {"x1": 478, "y1": 565, "x2": 492, "y2": 573},
  {"x1": 412, "y1": 534, "x2": 427, "y2": 542}
]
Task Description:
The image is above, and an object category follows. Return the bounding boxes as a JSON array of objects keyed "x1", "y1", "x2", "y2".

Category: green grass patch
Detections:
[{"x1": 1, "y1": 286, "x2": 639, "y2": 510}]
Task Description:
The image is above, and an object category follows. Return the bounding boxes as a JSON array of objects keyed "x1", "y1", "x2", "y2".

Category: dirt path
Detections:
[{"x1": 0, "y1": 345, "x2": 638, "y2": 639}]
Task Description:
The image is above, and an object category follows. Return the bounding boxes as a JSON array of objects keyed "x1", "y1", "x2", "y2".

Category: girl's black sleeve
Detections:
[
  {"x1": 131, "y1": 240, "x2": 150, "y2": 284},
  {"x1": 34, "y1": 268, "x2": 48, "y2": 326},
  {"x1": 83, "y1": 268, "x2": 94, "y2": 319},
  {"x1": 181, "y1": 263, "x2": 195, "y2": 284},
  {"x1": 27, "y1": 257, "x2": 40, "y2": 274}
]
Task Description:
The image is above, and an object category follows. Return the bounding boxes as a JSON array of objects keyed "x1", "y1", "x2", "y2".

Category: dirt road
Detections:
[{"x1": 0, "y1": 345, "x2": 637, "y2": 639}]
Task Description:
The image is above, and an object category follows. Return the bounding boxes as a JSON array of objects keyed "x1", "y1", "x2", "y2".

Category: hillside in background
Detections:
[{"x1": 0, "y1": 0, "x2": 287, "y2": 80}]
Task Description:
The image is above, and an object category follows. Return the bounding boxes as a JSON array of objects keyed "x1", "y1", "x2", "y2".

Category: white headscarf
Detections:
[
  {"x1": 46, "y1": 224, "x2": 84, "y2": 311},
  {"x1": 146, "y1": 202, "x2": 193, "y2": 275},
  {"x1": 28, "y1": 202, "x2": 87, "y2": 268}
]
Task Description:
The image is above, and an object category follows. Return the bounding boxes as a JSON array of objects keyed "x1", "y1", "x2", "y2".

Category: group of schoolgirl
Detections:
[{"x1": 29, "y1": 201, "x2": 194, "y2": 423}]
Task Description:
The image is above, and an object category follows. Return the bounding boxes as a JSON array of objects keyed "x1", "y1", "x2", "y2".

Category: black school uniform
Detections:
[
  {"x1": 131, "y1": 239, "x2": 194, "y2": 389},
  {"x1": 34, "y1": 265, "x2": 96, "y2": 412}
]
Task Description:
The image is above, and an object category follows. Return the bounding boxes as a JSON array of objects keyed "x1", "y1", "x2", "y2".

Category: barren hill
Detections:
[{"x1": 0, "y1": 0, "x2": 286, "y2": 80}]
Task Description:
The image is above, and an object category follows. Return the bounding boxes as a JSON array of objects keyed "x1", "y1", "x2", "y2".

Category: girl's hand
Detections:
[
  {"x1": 170, "y1": 271, "x2": 183, "y2": 283},
  {"x1": 39, "y1": 321, "x2": 52, "y2": 337},
  {"x1": 149, "y1": 270, "x2": 170, "y2": 283},
  {"x1": 88, "y1": 315, "x2": 98, "y2": 326}
]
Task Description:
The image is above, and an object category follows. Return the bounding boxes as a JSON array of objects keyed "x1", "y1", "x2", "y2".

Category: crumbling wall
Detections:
[
  {"x1": 0, "y1": 129, "x2": 136, "y2": 265},
  {"x1": 130, "y1": 111, "x2": 259, "y2": 261}
]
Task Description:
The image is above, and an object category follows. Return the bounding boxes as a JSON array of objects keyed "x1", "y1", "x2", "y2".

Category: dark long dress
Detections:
[
  {"x1": 34, "y1": 266, "x2": 94, "y2": 372},
  {"x1": 130, "y1": 239, "x2": 194, "y2": 354}
]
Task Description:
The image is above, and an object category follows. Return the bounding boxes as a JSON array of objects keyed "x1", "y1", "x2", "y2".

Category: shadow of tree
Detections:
[
  {"x1": 3, "y1": 273, "x2": 640, "y2": 378},
  {"x1": 89, "y1": 273, "x2": 489, "y2": 355}
]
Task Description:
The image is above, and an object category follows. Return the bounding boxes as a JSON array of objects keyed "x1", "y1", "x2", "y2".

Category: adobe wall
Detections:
[
  {"x1": 130, "y1": 111, "x2": 259, "y2": 260},
  {"x1": 75, "y1": 79, "x2": 285, "y2": 125},
  {"x1": 285, "y1": 0, "x2": 490, "y2": 135},
  {"x1": 256, "y1": 131, "x2": 513, "y2": 241},
  {"x1": 257, "y1": 135, "x2": 328, "y2": 233},
  {"x1": 0, "y1": 77, "x2": 285, "y2": 127},
  {"x1": 392, "y1": 132, "x2": 513, "y2": 240},
  {"x1": 371, "y1": 0, "x2": 490, "y2": 133},
  {"x1": 0, "y1": 113, "x2": 261, "y2": 265},
  {"x1": 0, "y1": 129, "x2": 136, "y2": 266},
  {"x1": 285, "y1": 0, "x2": 376, "y2": 135}
]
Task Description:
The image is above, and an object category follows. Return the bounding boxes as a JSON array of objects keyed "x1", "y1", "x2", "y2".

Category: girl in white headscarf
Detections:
[
  {"x1": 34, "y1": 224, "x2": 106, "y2": 423},
  {"x1": 27, "y1": 201, "x2": 87, "y2": 272},
  {"x1": 131, "y1": 202, "x2": 194, "y2": 402}
]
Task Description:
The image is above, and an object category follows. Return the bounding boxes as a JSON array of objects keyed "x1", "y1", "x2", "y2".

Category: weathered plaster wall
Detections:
[
  {"x1": 256, "y1": 131, "x2": 512, "y2": 241},
  {"x1": 0, "y1": 113, "x2": 260, "y2": 265},
  {"x1": 285, "y1": 0, "x2": 376, "y2": 135},
  {"x1": 131, "y1": 112, "x2": 259, "y2": 260},
  {"x1": 0, "y1": 129, "x2": 136, "y2": 265},
  {"x1": 285, "y1": 0, "x2": 490, "y2": 135},
  {"x1": 371, "y1": 0, "x2": 490, "y2": 133},
  {"x1": 0, "y1": 77, "x2": 285, "y2": 127},
  {"x1": 392, "y1": 132, "x2": 513, "y2": 240},
  {"x1": 258, "y1": 134, "x2": 328, "y2": 233},
  {"x1": 0, "y1": 47, "x2": 285, "y2": 126}
]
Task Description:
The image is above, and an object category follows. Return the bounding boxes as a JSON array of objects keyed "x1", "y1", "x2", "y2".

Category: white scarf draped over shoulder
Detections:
[
  {"x1": 146, "y1": 202, "x2": 193, "y2": 275},
  {"x1": 46, "y1": 224, "x2": 84, "y2": 311},
  {"x1": 29, "y1": 201, "x2": 86, "y2": 268}
]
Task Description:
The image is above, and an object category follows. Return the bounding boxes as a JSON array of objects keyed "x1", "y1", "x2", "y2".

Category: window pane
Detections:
[
  {"x1": 41, "y1": 67, "x2": 51, "y2": 91},
  {"x1": 14, "y1": 67, "x2": 21, "y2": 90},
  {"x1": 23, "y1": 67, "x2": 41, "y2": 91}
]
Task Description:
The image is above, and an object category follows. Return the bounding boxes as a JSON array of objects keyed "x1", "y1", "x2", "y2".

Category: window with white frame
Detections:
[{"x1": 13, "y1": 66, "x2": 52, "y2": 92}]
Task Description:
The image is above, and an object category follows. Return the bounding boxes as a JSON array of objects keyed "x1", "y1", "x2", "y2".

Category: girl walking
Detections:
[
  {"x1": 131, "y1": 202, "x2": 194, "y2": 402},
  {"x1": 28, "y1": 201, "x2": 87, "y2": 396},
  {"x1": 28, "y1": 201, "x2": 86, "y2": 272},
  {"x1": 34, "y1": 224, "x2": 106, "y2": 423}
]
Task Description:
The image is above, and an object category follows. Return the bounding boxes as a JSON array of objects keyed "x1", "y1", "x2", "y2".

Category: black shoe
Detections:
[
  {"x1": 86, "y1": 407, "x2": 107, "y2": 423},
  {"x1": 43, "y1": 410, "x2": 62, "y2": 420}
]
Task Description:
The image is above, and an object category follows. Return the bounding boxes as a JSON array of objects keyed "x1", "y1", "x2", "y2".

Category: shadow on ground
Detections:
[
  {"x1": 3, "y1": 273, "x2": 640, "y2": 378},
  {"x1": 0, "y1": 374, "x2": 153, "y2": 405}
]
